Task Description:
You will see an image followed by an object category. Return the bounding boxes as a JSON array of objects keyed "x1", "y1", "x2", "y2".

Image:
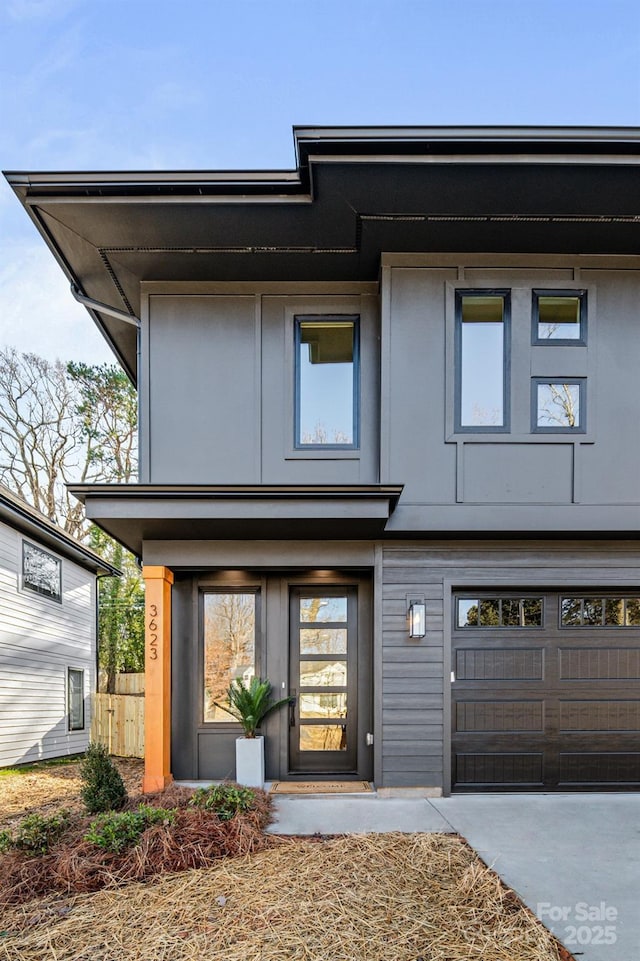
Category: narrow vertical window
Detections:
[
  {"x1": 455, "y1": 292, "x2": 509, "y2": 431},
  {"x1": 67, "y1": 668, "x2": 85, "y2": 731},
  {"x1": 295, "y1": 316, "x2": 359, "y2": 447},
  {"x1": 203, "y1": 592, "x2": 257, "y2": 723}
]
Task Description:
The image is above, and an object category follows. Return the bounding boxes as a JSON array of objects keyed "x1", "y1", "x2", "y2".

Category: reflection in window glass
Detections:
[
  {"x1": 300, "y1": 660, "x2": 347, "y2": 686},
  {"x1": 299, "y1": 693, "x2": 347, "y2": 718},
  {"x1": 458, "y1": 295, "x2": 506, "y2": 428},
  {"x1": 457, "y1": 597, "x2": 543, "y2": 628},
  {"x1": 68, "y1": 668, "x2": 84, "y2": 731},
  {"x1": 561, "y1": 597, "x2": 582, "y2": 626},
  {"x1": 300, "y1": 596, "x2": 347, "y2": 623},
  {"x1": 562, "y1": 596, "x2": 640, "y2": 627},
  {"x1": 583, "y1": 598, "x2": 603, "y2": 625},
  {"x1": 536, "y1": 382, "x2": 581, "y2": 429},
  {"x1": 536, "y1": 294, "x2": 583, "y2": 340},
  {"x1": 203, "y1": 593, "x2": 255, "y2": 722},
  {"x1": 300, "y1": 628, "x2": 347, "y2": 655},
  {"x1": 604, "y1": 598, "x2": 625, "y2": 626},
  {"x1": 23, "y1": 542, "x2": 61, "y2": 602},
  {"x1": 522, "y1": 599, "x2": 543, "y2": 626},
  {"x1": 296, "y1": 318, "x2": 357, "y2": 446},
  {"x1": 626, "y1": 599, "x2": 640, "y2": 626},
  {"x1": 299, "y1": 725, "x2": 347, "y2": 751}
]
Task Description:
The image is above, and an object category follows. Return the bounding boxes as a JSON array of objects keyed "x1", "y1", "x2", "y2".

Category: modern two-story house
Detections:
[{"x1": 6, "y1": 126, "x2": 640, "y2": 794}]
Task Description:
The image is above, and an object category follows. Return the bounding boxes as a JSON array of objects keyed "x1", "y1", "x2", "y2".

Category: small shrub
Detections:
[
  {"x1": 0, "y1": 830, "x2": 12, "y2": 854},
  {"x1": 12, "y1": 810, "x2": 70, "y2": 855},
  {"x1": 189, "y1": 783, "x2": 255, "y2": 820},
  {"x1": 85, "y1": 805, "x2": 176, "y2": 854},
  {"x1": 80, "y1": 742, "x2": 127, "y2": 813}
]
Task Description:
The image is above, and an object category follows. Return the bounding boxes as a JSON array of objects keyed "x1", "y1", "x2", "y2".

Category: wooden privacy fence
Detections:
[{"x1": 91, "y1": 685, "x2": 145, "y2": 758}]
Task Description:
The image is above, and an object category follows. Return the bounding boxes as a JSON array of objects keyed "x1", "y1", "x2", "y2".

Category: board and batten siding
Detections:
[
  {"x1": 0, "y1": 519, "x2": 96, "y2": 766},
  {"x1": 379, "y1": 540, "x2": 640, "y2": 791}
]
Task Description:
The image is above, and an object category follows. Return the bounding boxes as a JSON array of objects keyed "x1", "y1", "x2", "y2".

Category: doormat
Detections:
[{"x1": 269, "y1": 781, "x2": 373, "y2": 794}]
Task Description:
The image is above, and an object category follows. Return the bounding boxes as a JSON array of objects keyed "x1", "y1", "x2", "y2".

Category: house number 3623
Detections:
[{"x1": 148, "y1": 604, "x2": 159, "y2": 660}]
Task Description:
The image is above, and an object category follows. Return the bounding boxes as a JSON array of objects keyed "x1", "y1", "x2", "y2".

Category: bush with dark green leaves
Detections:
[
  {"x1": 4, "y1": 810, "x2": 71, "y2": 856},
  {"x1": 84, "y1": 805, "x2": 176, "y2": 854},
  {"x1": 80, "y1": 742, "x2": 127, "y2": 814},
  {"x1": 189, "y1": 783, "x2": 255, "y2": 820}
]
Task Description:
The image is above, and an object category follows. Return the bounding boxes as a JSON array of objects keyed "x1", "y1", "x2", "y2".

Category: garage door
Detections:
[{"x1": 452, "y1": 593, "x2": 640, "y2": 791}]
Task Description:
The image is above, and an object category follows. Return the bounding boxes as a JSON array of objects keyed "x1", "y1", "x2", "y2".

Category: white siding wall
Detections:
[{"x1": 0, "y1": 520, "x2": 96, "y2": 766}]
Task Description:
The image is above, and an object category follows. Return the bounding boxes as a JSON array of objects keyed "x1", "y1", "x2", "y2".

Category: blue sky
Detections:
[{"x1": 1, "y1": 0, "x2": 639, "y2": 365}]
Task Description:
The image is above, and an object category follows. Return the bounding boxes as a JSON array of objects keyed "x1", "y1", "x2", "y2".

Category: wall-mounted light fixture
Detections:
[{"x1": 408, "y1": 601, "x2": 426, "y2": 638}]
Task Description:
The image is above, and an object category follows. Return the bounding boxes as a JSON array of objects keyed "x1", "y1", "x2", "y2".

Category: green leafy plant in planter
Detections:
[{"x1": 216, "y1": 676, "x2": 291, "y2": 737}]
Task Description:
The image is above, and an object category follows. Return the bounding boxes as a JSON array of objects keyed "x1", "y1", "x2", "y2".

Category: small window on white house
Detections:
[
  {"x1": 22, "y1": 541, "x2": 62, "y2": 602},
  {"x1": 67, "y1": 668, "x2": 85, "y2": 731}
]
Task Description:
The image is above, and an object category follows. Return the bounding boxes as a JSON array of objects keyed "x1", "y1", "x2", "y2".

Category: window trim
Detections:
[
  {"x1": 454, "y1": 289, "x2": 511, "y2": 434},
  {"x1": 67, "y1": 667, "x2": 85, "y2": 732},
  {"x1": 21, "y1": 540, "x2": 62, "y2": 604},
  {"x1": 532, "y1": 289, "x2": 587, "y2": 346},
  {"x1": 294, "y1": 314, "x2": 360, "y2": 450},
  {"x1": 532, "y1": 377, "x2": 586, "y2": 433}
]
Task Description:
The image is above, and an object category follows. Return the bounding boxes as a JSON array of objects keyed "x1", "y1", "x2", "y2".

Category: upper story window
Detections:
[
  {"x1": 22, "y1": 541, "x2": 61, "y2": 603},
  {"x1": 533, "y1": 290, "x2": 587, "y2": 344},
  {"x1": 533, "y1": 379, "x2": 585, "y2": 432},
  {"x1": 295, "y1": 315, "x2": 359, "y2": 448},
  {"x1": 455, "y1": 291, "x2": 510, "y2": 432}
]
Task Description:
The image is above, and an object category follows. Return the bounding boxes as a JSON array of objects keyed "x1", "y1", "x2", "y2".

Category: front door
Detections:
[{"x1": 288, "y1": 587, "x2": 358, "y2": 775}]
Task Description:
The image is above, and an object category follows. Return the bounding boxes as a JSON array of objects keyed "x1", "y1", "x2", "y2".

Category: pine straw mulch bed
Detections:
[
  {"x1": 0, "y1": 758, "x2": 143, "y2": 829},
  {"x1": 0, "y1": 782, "x2": 272, "y2": 905},
  {"x1": 0, "y1": 832, "x2": 573, "y2": 961}
]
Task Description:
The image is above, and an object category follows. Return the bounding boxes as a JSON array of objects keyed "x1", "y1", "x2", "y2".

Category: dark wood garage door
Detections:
[{"x1": 452, "y1": 593, "x2": 640, "y2": 791}]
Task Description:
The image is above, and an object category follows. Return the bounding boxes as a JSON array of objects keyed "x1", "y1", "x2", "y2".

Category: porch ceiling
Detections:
[
  {"x1": 6, "y1": 126, "x2": 640, "y2": 383},
  {"x1": 68, "y1": 484, "x2": 404, "y2": 557}
]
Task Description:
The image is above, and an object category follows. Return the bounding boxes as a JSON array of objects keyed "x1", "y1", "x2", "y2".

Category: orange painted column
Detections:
[{"x1": 142, "y1": 565, "x2": 174, "y2": 793}]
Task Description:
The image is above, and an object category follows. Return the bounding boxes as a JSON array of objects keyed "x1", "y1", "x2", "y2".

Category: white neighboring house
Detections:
[{"x1": 0, "y1": 485, "x2": 120, "y2": 767}]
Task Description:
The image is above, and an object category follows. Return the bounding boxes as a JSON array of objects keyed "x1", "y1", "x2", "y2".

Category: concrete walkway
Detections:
[{"x1": 268, "y1": 792, "x2": 640, "y2": 961}]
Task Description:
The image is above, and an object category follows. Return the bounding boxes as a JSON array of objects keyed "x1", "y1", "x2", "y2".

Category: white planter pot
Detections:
[{"x1": 235, "y1": 735, "x2": 265, "y2": 788}]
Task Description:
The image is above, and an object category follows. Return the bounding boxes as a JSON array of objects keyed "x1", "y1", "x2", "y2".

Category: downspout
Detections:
[{"x1": 70, "y1": 285, "x2": 141, "y2": 329}]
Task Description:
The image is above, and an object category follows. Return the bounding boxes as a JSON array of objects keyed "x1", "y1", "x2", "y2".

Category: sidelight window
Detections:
[{"x1": 203, "y1": 592, "x2": 257, "y2": 723}]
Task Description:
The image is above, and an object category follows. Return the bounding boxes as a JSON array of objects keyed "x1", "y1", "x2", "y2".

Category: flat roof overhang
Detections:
[
  {"x1": 5, "y1": 125, "x2": 640, "y2": 383},
  {"x1": 69, "y1": 484, "x2": 404, "y2": 556}
]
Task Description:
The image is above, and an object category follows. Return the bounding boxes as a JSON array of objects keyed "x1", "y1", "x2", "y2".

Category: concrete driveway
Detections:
[
  {"x1": 430, "y1": 794, "x2": 640, "y2": 961},
  {"x1": 268, "y1": 792, "x2": 640, "y2": 961}
]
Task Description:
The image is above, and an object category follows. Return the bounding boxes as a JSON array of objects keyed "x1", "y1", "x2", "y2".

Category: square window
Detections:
[
  {"x1": 455, "y1": 291, "x2": 510, "y2": 432},
  {"x1": 533, "y1": 380, "x2": 585, "y2": 432},
  {"x1": 67, "y1": 668, "x2": 85, "y2": 731},
  {"x1": 533, "y1": 290, "x2": 586, "y2": 344},
  {"x1": 22, "y1": 541, "x2": 61, "y2": 602},
  {"x1": 295, "y1": 316, "x2": 359, "y2": 448}
]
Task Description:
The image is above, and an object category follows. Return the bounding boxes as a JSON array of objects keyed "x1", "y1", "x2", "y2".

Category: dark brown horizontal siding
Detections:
[{"x1": 380, "y1": 547, "x2": 445, "y2": 787}]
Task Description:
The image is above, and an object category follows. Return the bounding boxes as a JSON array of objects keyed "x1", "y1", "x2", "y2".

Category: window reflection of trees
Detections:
[{"x1": 203, "y1": 593, "x2": 255, "y2": 722}]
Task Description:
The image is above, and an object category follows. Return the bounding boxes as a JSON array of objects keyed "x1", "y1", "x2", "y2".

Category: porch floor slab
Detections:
[{"x1": 266, "y1": 795, "x2": 454, "y2": 835}]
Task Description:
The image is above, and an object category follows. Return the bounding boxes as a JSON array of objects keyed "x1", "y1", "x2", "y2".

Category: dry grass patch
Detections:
[
  {"x1": 0, "y1": 759, "x2": 143, "y2": 829},
  {"x1": 0, "y1": 833, "x2": 569, "y2": 961}
]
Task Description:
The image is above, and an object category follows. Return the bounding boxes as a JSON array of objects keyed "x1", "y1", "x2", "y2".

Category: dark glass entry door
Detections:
[{"x1": 289, "y1": 587, "x2": 358, "y2": 774}]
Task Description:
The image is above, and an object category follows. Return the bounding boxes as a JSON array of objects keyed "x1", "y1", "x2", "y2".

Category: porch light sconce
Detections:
[{"x1": 408, "y1": 601, "x2": 426, "y2": 638}]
